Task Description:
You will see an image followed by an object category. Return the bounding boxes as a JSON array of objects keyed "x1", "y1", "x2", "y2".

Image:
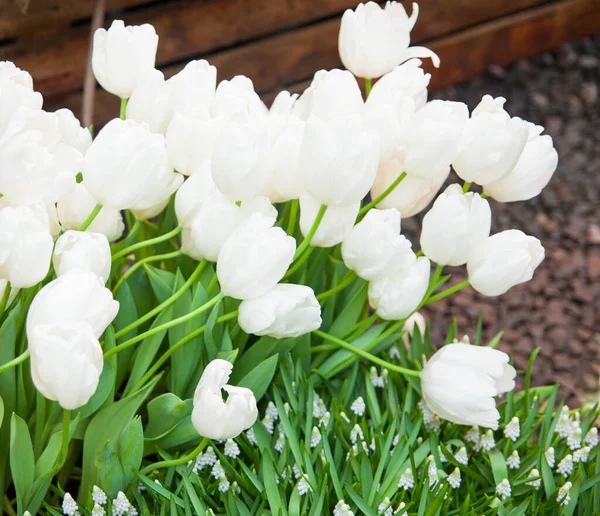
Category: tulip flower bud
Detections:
[
  {"x1": 238, "y1": 284, "x2": 322, "y2": 338},
  {"x1": 126, "y1": 69, "x2": 172, "y2": 134},
  {"x1": 453, "y1": 95, "x2": 530, "y2": 186},
  {"x1": 293, "y1": 69, "x2": 364, "y2": 121},
  {"x1": 53, "y1": 108, "x2": 92, "y2": 155},
  {"x1": 338, "y1": 2, "x2": 439, "y2": 79},
  {"x1": 0, "y1": 61, "x2": 34, "y2": 89},
  {"x1": 0, "y1": 203, "x2": 53, "y2": 288},
  {"x1": 192, "y1": 359, "x2": 258, "y2": 439},
  {"x1": 299, "y1": 115, "x2": 380, "y2": 207},
  {"x1": 83, "y1": 119, "x2": 183, "y2": 211},
  {"x1": 421, "y1": 343, "x2": 516, "y2": 429},
  {"x1": 342, "y1": 208, "x2": 413, "y2": 280},
  {"x1": 0, "y1": 71, "x2": 42, "y2": 142},
  {"x1": 92, "y1": 20, "x2": 158, "y2": 98},
  {"x1": 212, "y1": 75, "x2": 268, "y2": 119},
  {"x1": 420, "y1": 184, "x2": 491, "y2": 266},
  {"x1": 299, "y1": 191, "x2": 359, "y2": 248},
  {"x1": 401, "y1": 311, "x2": 426, "y2": 347},
  {"x1": 368, "y1": 255, "x2": 430, "y2": 320},
  {"x1": 467, "y1": 230, "x2": 544, "y2": 296},
  {"x1": 29, "y1": 322, "x2": 103, "y2": 409},
  {"x1": 483, "y1": 123, "x2": 558, "y2": 202},
  {"x1": 57, "y1": 183, "x2": 125, "y2": 243},
  {"x1": 168, "y1": 60, "x2": 217, "y2": 116},
  {"x1": 371, "y1": 157, "x2": 448, "y2": 218},
  {"x1": 166, "y1": 108, "x2": 214, "y2": 176},
  {"x1": 217, "y1": 213, "x2": 295, "y2": 300},
  {"x1": 53, "y1": 231, "x2": 111, "y2": 283},
  {"x1": 27, "y1": 271, "x2": 119, "y2": 339}
]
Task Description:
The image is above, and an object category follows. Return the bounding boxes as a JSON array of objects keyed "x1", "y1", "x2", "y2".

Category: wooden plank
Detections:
[{"x1": 3, "y1": 0, "x2": 549, "y2": 98}]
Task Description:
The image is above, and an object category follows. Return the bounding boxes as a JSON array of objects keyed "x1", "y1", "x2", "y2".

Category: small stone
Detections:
[
  {"x1": 580, "y1": 82, "x2": 598, "y2": 106},
  {"x1": 587, "y1": 224, "x2": 600, "y2": 244},
  {"x1": 531, "y1": 92, "x2": 550, "y2": 110},
  {"x1": 488, "y1": 64, "x2": 506, "y2": 79},
  {"x1": 579, "y1": 54, "x2": 598, "y2": 69}
]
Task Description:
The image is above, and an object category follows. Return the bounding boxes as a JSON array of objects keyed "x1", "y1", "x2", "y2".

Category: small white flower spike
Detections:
[
  {"x1": 504, "y1": 417, "x2": 520, "y2": 441},
  {"x1": 556, "y1": 454, "x2": 573, "y2": 476},
  {"x1": 62, "y1": 493, "x2": 79, "y2": 516},
  {"x1": 448, "y1": 467, "x2": 461, "y2": 489},
  {"x1": 92, "y1": 486, "x2": 107, "y2": 506},
  {"x1": 310, "y1": 426, "x2": 322, "y2": 448},
  {"x1": 398, "y1": 468, "x2": 414, "y2": 490},
  {"x1": 496, "y1": 479, "x2": 511, "y2": 500},
  {"x1": 526, "y1": 469, "x2": 541, "y2": 489},
  {"x1": 350, "y1": 396, "x2": 366, "y2": 416},
  {"x1": 454, "y1": 447, "x2": 469, "y2": 465},
  {"x1": 297, "y1": 474, "x2": 312, "y2": 495},
  {"x1": 573, "y1": 446, "x2": 591, "y2": 463},
  {"x1": 545, "y1": 447, "x2": 555, "y2": 468},
  {"x1": 557, "y1": 481, "x2": 573, "y2": 506},
  {"x1": 224, "y1": 439, "x2": 240, "y2": 458},
  {"x1": 506, "y1": 450, "x2": 520, "y2": 469}
]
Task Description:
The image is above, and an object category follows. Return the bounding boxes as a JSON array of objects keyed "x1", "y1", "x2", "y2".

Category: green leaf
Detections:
[
  {"x1": 117, "y1": 416, "x2": 144, "y2": 488},
  {"x1": 145, "y1": 264, "x2": 176, "y2": 303},
  {"x1": 96, "y1": 441, "x2": 126, "y2": 498},
  {"x1": 10, "y1": 413, "x2": 35, "y2": 514},
  {"x1": 168, "y1": 270, "x2": 194, "y2": 397},
  {"x1": 113, "y1": 281, "x2": 139, "y2": 386},
  {"x1": 145, "y1": 393, "x2": 192, "y2": 440},
  {"x1": 238, "y1": 354, "x2": 279, "y2": 401}
]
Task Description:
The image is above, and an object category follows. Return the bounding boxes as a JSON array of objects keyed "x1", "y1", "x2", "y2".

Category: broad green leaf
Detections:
[
  {"x1": 168, "y1": 270, "x2": 193, "y2": 397},
  {"x1": 145, "y1": 264, "x2": 176, "y2": 303},
  {"x1": 117, "y1": 416, "x2": 144, "y2": 488},
  {"x1": 96, "y1": 441, "x2": 126, "y2": 498},
  {"x1": 232, "y1": 335, "x2": 297, "y2": 384},
  {"x1": 145, "y1": 393, "x2": 192, "y2": 440},
  {"x1": 10, "y1": 413, "x2": 35, "y2": 514},
  {"x1": 114, "y1": 282, "x2": 139, "y2": 387},
  {"x1": 238, "y1": 354, "x2": 278, "y2": 401}
]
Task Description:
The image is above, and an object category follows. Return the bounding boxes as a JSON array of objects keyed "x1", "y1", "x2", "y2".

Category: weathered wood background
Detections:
[{"x1": 2, "y1": 0, "x2": 599, "y2": 126}]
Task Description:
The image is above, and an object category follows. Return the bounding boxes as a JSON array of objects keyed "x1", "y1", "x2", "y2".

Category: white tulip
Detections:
[
  {"x1": 174, "y1": 166, "x2": 218, "y2": 226},
  {"x1": 339, "y1": 2, "x2": 439, "y2": 79},
  {"x1": 217, "y1": 213, "x2": 295, "y2": 300},
  {"x1": 27, "y1": 271, "x2": 119, "y2": 339},
  {"x1": 192, "y1": 359, "x2": 258, "y2": 439},
  {"x1": 403, "y1": 100, "x2": 469, "y2": 180},
  {"x1": 83, "y1": 119, "x2": 183, "y2": 211},
  {"x1": 293, "y1": 69, "x2": 364, "y2": 122},
  {"x1": 371, "y1": 157, "x2": 448, "y2": 218},
  {"x1": 57, "y1": 183, "x2": 125, "y2": 243},
  {"x1": 421, "y1": 343, "x2": 516, "y2": 429},
  {"x1": 467, "y1": 230, "x2": 544, "y2": 296},
  {"x1": 0, "y1": 75, "x2": 42, "y2": 142},
  {"x1": 126, "y1": 69, "x2": 172, "y2": 134},
  {"x1": 211, "y1": 114, "x2": 271, "y2": 202},
  {"x1": 168, "y1": 60, "x2": 217, "y2": 116},
  {"x1": 0, "y1": 61, "x2": 34, "y2": 89},
  {"x1": 166, "y1": 108, "x2": 214, "y2": 176},
  {"x1": 0, "y1": 203, "x2": 53, "y2": 288},
  {"x1": 368, "y1": 255, "x2": 430, "y2": 320},
  {"x1": 299, "y1": 191, "x2": 359, "y2": 248},
  {"x1": 453, "y1": 95, "x2": 530, "y2": 185},
  {"x1": 92, "y1": 20, "x2": 158, "y2": 98},
  {"x1": 420, "y1": 184, "x2": 491, "y2": 266},
  {"x1": 484, "y1": 123, "x2": 558, "y2": 202},
  {"x1": 238, "y1": 284, "x2": 322, "y2": 338},
  {"x1": 212, "y1": 75, "x2": 267, "y2": 119},
  {"x1": 342, "y1": 208, "x2": 413, "y2": 280},
  {"x1": 53, "y1": 109, "x2": 92, "y2": 155},
  {"x1": 53, "y1": 231, "x2": 111, "y2": 283},
  {"x1": 299, "y1": 115, "x2": 379, "y2": 207},
  {"x1": 29, "y1": 322, "x2": 103, "y2": 410},
  {"x1": 401, "y1": 311, "x2": 426, "y2": 347}
]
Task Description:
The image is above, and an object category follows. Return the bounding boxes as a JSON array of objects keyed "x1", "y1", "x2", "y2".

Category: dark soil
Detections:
[{"x1": 403, "y1": 35, "x2": 600, "y2": 406}]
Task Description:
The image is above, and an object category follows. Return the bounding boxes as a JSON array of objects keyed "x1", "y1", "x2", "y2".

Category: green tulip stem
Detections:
[
  {"x1": 284, "y1": 246, "x2": 314, "y2": 279},
  {"x1": 462, "y1": 182, "x2": 472, "y2": 193},
  {"x1": 313, "y1": 330, "x2": 420, "y2": 377},
  {"x1": 0, "y1": 349, "x2": 30, "y2": 375},
  {"x1": 120, "y1": 98, "x2": 128, "y2": 120},
  {"x1": 112, "y1": 225, "x2": 182, "y2": 262},
  {"x1": 316, "y1": 271, "x2": 357, "y2": 302},
  {"x1": 365, "y1": 78, "x2": 372, "y2": 96},
  {"x1": 140, "y1": 438, "x2": 209, "y2": 475},
  {"x1": 113, "y1": 250, "x2": 183, "y2": 296},
  {"x1": 104, "y1": 292, "x2": 225, "y2": 359},
  {"x1": 131, "y1": 311, "x2": 239, "y2": 393},
  {"x1": 425, "y1": 280, "x2": 470, "y2": 304},
  {"x1": 359, "y1": 172, "x2": 407, "y2": 216},
  {"x1": 110, "y1": 219, "x2": 142, "y2": 254},
  {"x1": 294, "y1": 205, "x2": 327, "y2": 260},
  {"x1": 114, "y1": 260, "x2": 207, "y2": 339},
  {"x1": 48, "y1": 409, "x2": 71, "y2": 478},
  {"x1": 78, "y1": 203, "x2": 103, "y2": 231},
  {"x1": 287, "y1": 199, "x2": 299, "y2": 236},
  {"x1": 0, "y1": 282, "x2": 11, "y2": 315}
]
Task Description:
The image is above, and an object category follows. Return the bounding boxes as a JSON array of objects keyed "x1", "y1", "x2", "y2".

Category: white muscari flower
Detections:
[
  {"x1": 310, "y1": 426, "x2": 322, "y2": 448},
  {"x1": 555, "y1": 406, "x2": 572, "y2": 439},
  {"x1": 478, "y1": 430, "x2": 496, "y2": 452},
  {"x1": 526, "y1": 469, "x2": 541, "y2": 489},
  {"x1": 504, "y1": 417, "x2": 520, "y2": 442},
  {"x1": 438, "y1": 446, "x2": 448, "y2": 462},
  {"x1": 370, "y1": 366, "x2": 385, "y2": 388},
  {"x1": 211, "y1": 460, "x2": 226, "y2": 479},
  {"x1": 63, "y1": 493, "x2": 78, "y2": 515},
  {"x1": 136, "y1": 481, "x2": 146, "y2": 492},
  {"x1": 297, "y1": 474, "x2": 312, "y2": 495},
  {"x1": 246, "y1": 428, "x2": 257, "y2": 446},
  {"x1": 398, "y1": 468, "x2": 414, "y2": 490},
  {"x1": 333, "y1": 499, "x2": 355, "y2": 516},
  {"x1": 585, "y1": 428, "x2": 598, "y2": 448},
  {"x1": 341, "y1": 412, "x2": 351, "y2": 424},
  {"x1": 568, "y1": 426, "x2": 582, "y2": 450},
  {"x1": 128, "y1": 508, "x2": 138, "y2": 516},
  {"x1": 389, "y1": 344, "x2": 400, "y2": 359},
  {"x1": 426, "y1": 415, "x2": 441, "y2": 432},
  {"x1": 394, "y1": 502, "x2": 407, "y2": 516},
  {"x1": 447, "y1": 467, "x2": 461, "y2": 489},
  {"x1": 506, "y1": 450, "x2": 520, "y2": 469},
  {"x1": 266, "y1": 401, "x2": 278, "y2": 420},
  {"x1": 350, "y1": 397, "x2": 366, "y2": 416},
  {"x1": 465, "y1": 426, "x2": 480, "y2": 446},
  {"x1": 454, "y1": 447, "x2": 469, "y2": 465},
  {"x1": 496, "y1": 479, "x2": 511, "y2": 500},
  {"x1": 393, "y1": 434, "x2": 400, "y2": 447},
  {"x1": 92, "y1": 486, "x2": 107, "y2": 506},
  {"x1": 293, "y1": 464, "x2": 302, "y2": 479},
  {"x1": 361, "y1": 440, "x2": 370, "y2": 454},
  {"x1": 231, "y1": 481, "x2": 241, "y2": 495},
  {"x1": 557, "y1": 481, "x2": 572, "y2": 506},
  {"x1": 418, "y1": 400, "x2": 434, "y2": 426},
  {"x1": 275, "y1": 433, "x2": 286, "y2": 453},
  {"x1": 111, "y1": 492, "x2": 132, "y2": 516},
  {"x1": 91, "y1": 504, "x2": 106, "y2": 516},
  {"x1": 427, "y1": 456, "x2": 439, "y2": 487},
  {"x1": 378, "y1": 497, "x2": 393, "y2": 516},
  {"x1": 224, "y1": 439, "x2": 240, "y2": 458},
  {"x1": 262, "y1": 414, "x2": 275, "y2": 435},
  {"x1": 350, "y1": 424, "x2": 364, "y2": 444},
  {"x1": 218, "y1": 477, "x2": 230, "y2": 493},
  {"x1": 370, "y1": 438, "x2": 376, "y2": 452},
  {"x1": 573, "y1": 446, "x2": 590, "y2": 463},
  {"x1": 557, "y1": 454, "x2": 573, "y2": 476},
  {"x1": 545, "y1": 447, "x2": 555, "y2": 468},
  {"x1": 320, "y1": 411, "x2": 331, "y2": 427},
  {"x1": 313, "y1": 393, "x2": 327, "y2": 418}
]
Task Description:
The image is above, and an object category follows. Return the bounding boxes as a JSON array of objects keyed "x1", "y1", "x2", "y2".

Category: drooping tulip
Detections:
[
  {"x1": 421, "y1": 343, "x2": 516, "y2": 429},
  {"x1": 92, "y1": 20, "x2": 158, "y2": 98},
  {"x1": 52, "y1": 231, "x2": 112, "y2": 283},
  {"x1": 467, "y1": 230, "x2": 544, "y2": 296},
  {"x1": 192, "y1": 359, "x2": 258, "y2": 439},
  {"x1": 420, "y1": 184, "x2": 491, "y2": 266},
  {"x1": 238, "y1": 284, "x2": 322, "y2": 338}
]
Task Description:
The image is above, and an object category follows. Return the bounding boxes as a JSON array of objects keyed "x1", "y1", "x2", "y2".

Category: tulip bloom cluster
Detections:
[{"x1": 0, "y1": 2, "x2": 562, "y2": 510}]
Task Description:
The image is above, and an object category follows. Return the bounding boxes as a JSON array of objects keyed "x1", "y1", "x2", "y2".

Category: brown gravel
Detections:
[{"x1": 403, "y1": 36, "x2": 600, "y2": 406}]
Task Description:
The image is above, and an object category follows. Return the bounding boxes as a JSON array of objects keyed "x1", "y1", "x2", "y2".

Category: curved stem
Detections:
[
  {"x1": 111, "y1": 219, "x2": 141, "y2": 254},
  {"x1": 112, "y1": 225, "x2": 182, "y2": 262},
  {"x1": 313, "y1": 330, "x2": 420, "y2": 377},
  {"x1": 316, "y1": 271, "x2": 356, "y2": 302},
  {"x1": 78, "y1": 203, "x2": 103, "y2": 231},
  {"x1": 286, "y1": 199, "x2": 299, "y2": 236},
  {"x1": 206, "y1": 274, "x2": 219, "y2": 296},
  {"x1": 284, "y1": 246, "x2": 314, "y2": 279},
  {"x1": 293, "y1": 205, "x2": 327, "y2": 260},
  {"x1": 113, "y1": 250, "x2": 182, "y2": 296},
  {"x1": 104, "y1": 292, "x2": 225, "y2": 359},
  {"x1": 120, "y1": 98, "x2": 128, "y2": 120},
  {"x1": 425, "y1": 280, "x2": 470, "y2": 304},
  {"x1": 0, "y1": 282, "x2": 11, "y2": 316},
  {"x1": 131, "y1": 311, "x2": 238, "y2": 393},
  {"x1": 0, "y1": 349, "x2": 30, "y2": 375},
  {"x1": 114, "y1": 260, "x2": 207, "y2": 339},
  {"x1": 140, "y1": 438, "x2": 209, "y2": 475},
  {"x1": 359, "y1": 172, "x2": 406, "y2": 216}
]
